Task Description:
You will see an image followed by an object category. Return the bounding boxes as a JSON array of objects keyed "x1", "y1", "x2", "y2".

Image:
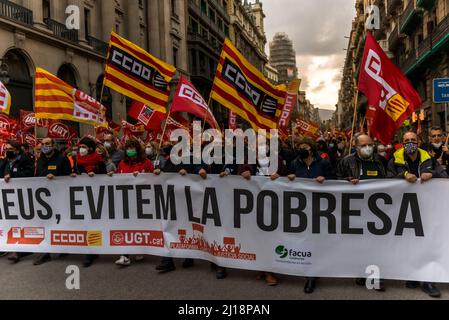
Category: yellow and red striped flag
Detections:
[
  {"x1": 35, "y1": 68, "x2": 107, "y2": 127},
  {"x1": 104, "y1": 32, "x2": 175, "y2": 114},
  {"x1": 0, "y1": 81, "x2": 11, "y2": 115},
  {"x1": 210, "y1": 38, "x2": 286, "y2": 132}
]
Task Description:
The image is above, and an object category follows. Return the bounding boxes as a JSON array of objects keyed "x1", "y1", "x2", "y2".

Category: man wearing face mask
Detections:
[
  {"x1": 338, "y1": 135, "x2": 388, "y2": 291},
  {"x1": 33, "y1": 138, "x2": 72, "y2": 266},
  {"x1": 428, "y1": 127, "x2": 449, "y2": 171},
  {"x1": 0, "y1": 140, "x2": 35, "y2": 262},
  {"x1": 102, "y1": 133, "x2": 124, "y2": 167},
  {"x1": 387, "y1": 131, "x2": 446, "y2": 298},
  {"x1": 337, "y1": 134, "x2": 387, "y2": 184}
]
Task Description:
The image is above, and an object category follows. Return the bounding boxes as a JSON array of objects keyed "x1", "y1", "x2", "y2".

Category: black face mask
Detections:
[
  {"x1": 6, "y1": 151, "x2": 16, "y2": 160},
  {"x1": 298, "y1": 149, "x2": 310, "y2": 159}
]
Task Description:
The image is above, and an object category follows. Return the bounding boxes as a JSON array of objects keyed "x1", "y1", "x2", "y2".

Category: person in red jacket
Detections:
[{"x1": 114, "y1": 138, "x2": 154, "y2": 266}]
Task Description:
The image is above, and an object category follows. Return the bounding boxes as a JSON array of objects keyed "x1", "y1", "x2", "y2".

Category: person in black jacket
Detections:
[
  {"x1": 153, "y1": 143, "x2": 196, "y2": 273},
  {"x1": 33, "y1": 137, "x2": 72, "y2": 266},
  {"x1": 0, "y1": 140, "x2": 35, "y2": 263},
  {"x1": 387, "y1": 131, "x2": 445, "y2": 298},
  {"x1": 285, "y1": 138, "x2": 336, "y2": 294}
]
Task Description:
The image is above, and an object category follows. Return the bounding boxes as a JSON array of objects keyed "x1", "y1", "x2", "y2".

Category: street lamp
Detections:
[{"x1": 0, "y1": 58, "x2": 10, "y2": 85}]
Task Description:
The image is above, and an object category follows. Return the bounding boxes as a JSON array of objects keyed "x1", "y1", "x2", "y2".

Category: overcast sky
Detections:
[{"x1": 263, "y1": 0, "x2": 356, "y2": 111}]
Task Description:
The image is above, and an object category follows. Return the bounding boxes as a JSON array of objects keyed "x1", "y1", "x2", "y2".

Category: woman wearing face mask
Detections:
[
  {"x1": 113, "y1": 139, "x2": 154, "y2": 267},
  {"x1": 145, "y1": 141, "x2": 166, "y2": 170},
  {"x1": 96, "y1": 145, "x2": 116, "y2": 175},
  {"x1": 72, "y1": 137, "x2": 107, "y2": 268},
  {"x1": 284, "y1": 138, "x2": 336, "y2": 294}
]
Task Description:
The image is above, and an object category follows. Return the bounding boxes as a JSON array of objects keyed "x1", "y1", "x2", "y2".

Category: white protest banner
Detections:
[{"x1": 0, "y1": 173, "x2": 448, "y2": 283}]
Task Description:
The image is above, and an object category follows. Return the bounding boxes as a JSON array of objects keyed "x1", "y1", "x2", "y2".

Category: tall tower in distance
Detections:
[{"x1": 269, "y1": 32, "x2": 298, "y2": 84}]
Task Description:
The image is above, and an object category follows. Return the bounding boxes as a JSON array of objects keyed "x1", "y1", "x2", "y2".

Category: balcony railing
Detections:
[
  {"x1": 44, "y1": 18, "x2": 78, "y2": 43},
  {"x1": 388, "y1": 24, "x2": 400, "y2": 50},
  {"x1": 417, "y1": 0, "x2": 436, "y2": 10},
  {"x1": 0, "y1": 0, "x2": 33, "y2": 26},
  {"x1": 400, "y1": 0, "x2": 422, "y2": 34},
  {"x1": 87, "y1": 36, "x2": 109, "y2": 56},
  {"x1": 401, "y1": 14, "x2": 449, "y2": 74},
  {"x1": 187, "y1": 31, "x2": 222, "y2": 53},
  {"x1": 387, "y1": 0, "x2": 403, "y2": 15}
]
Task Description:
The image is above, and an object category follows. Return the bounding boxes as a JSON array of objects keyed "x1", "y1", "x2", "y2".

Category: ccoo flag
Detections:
[
  {"x1": 104, "y1": 32, "x2": 176, "y2": 114},
  {"x1": 210, "y1": 38, "x2": 286, "y2": 132},
  {"x1": 358, "y1": 32, "x2": 422, "y2": 144}
]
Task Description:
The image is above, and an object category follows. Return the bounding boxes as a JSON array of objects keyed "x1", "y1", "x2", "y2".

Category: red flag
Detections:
[
  {"x1": 171, "y1": 76, "x2": 219, "y2": 130},
  {"x1": 128, "y1": 101, "x2": 166, "y2": 131},
  {"x1": 278, "y1": 79, "x2": 300, "y2": 131},
  {"x1": 228, "y1": 110, "x2": 237, "y2": 130},
  {"x1": 47, "y1": 121, "x2": 79, "y2": 142},
  {"x1": 20, "y1": 111, "x2": 49, "y2": 132},
  {"x1": 358, "y1": 32, "x2": 422, "y2": 144}
]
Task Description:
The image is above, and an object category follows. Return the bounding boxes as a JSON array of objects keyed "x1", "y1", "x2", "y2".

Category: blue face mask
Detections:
[{"x1": 41, "y1": 146, "x2": 53, "y2": 155}]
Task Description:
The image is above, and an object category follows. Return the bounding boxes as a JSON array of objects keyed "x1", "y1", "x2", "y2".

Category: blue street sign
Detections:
[{"x1": 433, "y1": 78, "x2": 449, "y2": 103}]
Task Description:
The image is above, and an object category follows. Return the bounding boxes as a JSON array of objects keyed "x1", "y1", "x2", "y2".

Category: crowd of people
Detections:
[{"x1": 0, "y1": 126, "x2": 448, "y2": 298}]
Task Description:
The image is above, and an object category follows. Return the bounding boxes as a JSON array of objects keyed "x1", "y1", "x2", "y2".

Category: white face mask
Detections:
[
  {"x1": 359, "y1": 146, "x2": 374, "y2": 159},
  {"x1": 378, "y1": 152, "x2": 387, "y2": 157},
  {"x1": 145, "y1": 148, "x2": 153, "y2": 156},
  {"x1": 104, "y1": 142, "x2": 113, "y2": 149},
  {"x1": 79, "y1": 148, "x2": 89, "y2": 157},
  {"x1": 432, "y1": 142, "x2": 443, "y2": 149}
]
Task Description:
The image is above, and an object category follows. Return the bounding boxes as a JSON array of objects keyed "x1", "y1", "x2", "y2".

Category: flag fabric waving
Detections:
[
  {"x1": 358, "y1": 32, "x2": 422, "y2": 144},
  {"x1": 35, "y1": 68, "x2": 107, "y2": 127},
  {"x1": 0, "y1": 81, "x2": 11, "y2": 115},
  {"x1": 171, "y1": 76, "x2": 219, "y2": 130},
  {"x1": 210, "y1": 38, "x2": 286, "y2": 132},
  {"x1": 296, "y1": 117, "x2": 320, "y2": 139},
  {"x1": 104, "y1": 32, "x2": 175, "y2": 114},
  {"x1": 128, "y1": 101, "x2": 166, "y2": 131}
]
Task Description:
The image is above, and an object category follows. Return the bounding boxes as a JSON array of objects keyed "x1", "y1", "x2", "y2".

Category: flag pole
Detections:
[{"x1": 349, "y1": 87, "x2": 359, "y2": 149}]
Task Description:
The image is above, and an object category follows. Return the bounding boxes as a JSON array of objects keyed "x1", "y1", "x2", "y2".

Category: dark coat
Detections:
[
  {"x1": 0, "y1": 154, "x2": 34, "y2": 178},
  {"x1": 36, "y1": 150, "x2": 72, "y2": 177},
  {"x1": 289, "y1": 153, "x2": 336, "y2": 179},
  {"x1": 337, "y1": 153, "x2": 387, "y2": 180}
]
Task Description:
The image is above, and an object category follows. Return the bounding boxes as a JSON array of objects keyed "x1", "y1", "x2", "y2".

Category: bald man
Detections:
[
  {"x1": 387, "y1": 131, "x2": 447, "y2": 298},
  {"x1": 337, "y1": 134, "x2": 387, "y2": 185}
]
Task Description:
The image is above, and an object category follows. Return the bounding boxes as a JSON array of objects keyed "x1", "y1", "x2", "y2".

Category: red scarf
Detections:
[{"x1": 76, "y1": 152, "x2": 103, "y2": 173}]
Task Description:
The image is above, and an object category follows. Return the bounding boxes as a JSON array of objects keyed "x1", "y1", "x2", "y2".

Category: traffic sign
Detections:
[{"x1": 433, "y1": 78, "x2": 449, "y2": 103}]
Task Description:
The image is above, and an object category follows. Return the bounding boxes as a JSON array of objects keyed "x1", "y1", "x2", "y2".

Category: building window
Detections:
[
  {"x1": 84, "y1": 8, "x2": 91, "y2": 37},
  {"x1": 173, "y1": 47, "x2": 178, "y2": 68},
  {"x1": 43, "y1": 0, "x2": 51, "y2": 19},
  {"x1": 171, "y1": 0, "x2": 178, "y2": 18},
  {"x1": 201, "y1": 0, "x2": 207, "y2": 14}
]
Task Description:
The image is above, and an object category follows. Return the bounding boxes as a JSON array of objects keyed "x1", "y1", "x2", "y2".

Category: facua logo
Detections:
[
  {"x1": 275, "y1": 245, "x2": 311, "y2": 259},
  {"x1": 51, "y1": 231, "x2": 102, "y2": 246},
  {"x1": 110, "y1": 230, "x2": 164, "y2": 247},
  {"x1": 7, "y1": 227, "x2": 45, "y2": 245},
  {"x1": 275, "y1": 245, "x2": 288, "y2": 259}
]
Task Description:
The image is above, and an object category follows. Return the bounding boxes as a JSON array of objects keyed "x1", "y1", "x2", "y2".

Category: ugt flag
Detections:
[{"x1": 358, "y1": 32, "x2": 421, "y2": 144}]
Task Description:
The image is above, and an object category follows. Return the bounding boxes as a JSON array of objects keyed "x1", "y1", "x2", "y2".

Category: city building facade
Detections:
[
  {"x1": 337, "y1": 0, "x2": 449, "y2": 139},
  {"x1": 0, "y1": 0, "x2": 188, "y2": 136}
]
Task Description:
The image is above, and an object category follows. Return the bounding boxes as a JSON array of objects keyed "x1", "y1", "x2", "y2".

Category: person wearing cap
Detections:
[{"x1": 72, "y1": 137, "x2": 107, "y2": 268}]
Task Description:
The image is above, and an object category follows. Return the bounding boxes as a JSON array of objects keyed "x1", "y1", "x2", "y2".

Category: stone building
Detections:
[{"x1": 269, "y1": 32, "x2": 298, "y2": 85}]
